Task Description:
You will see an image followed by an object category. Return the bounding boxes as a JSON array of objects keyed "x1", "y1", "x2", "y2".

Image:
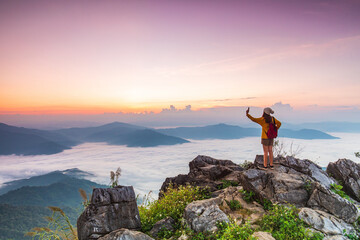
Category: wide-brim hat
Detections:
[{"x1": 264, "y1": 107, "x2": 274, "y2": 115}]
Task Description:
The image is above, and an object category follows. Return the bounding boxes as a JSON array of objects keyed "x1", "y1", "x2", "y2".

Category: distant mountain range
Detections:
[
  {"x1": 0, "y1": 123, "x2": 78, "y2": 155},
  {"x1": 0, "y1": 122, "x2": 189, "y2": 155},
  {"x1": 282, "y1": 122, "x2": 360, "y2": 133},
  {"x1": 0, "y1": 122, "x2": 339, "y2": 156},
  {"x1": 157, "y1": 123, "x2": 339, "y2": 140},
  {"x1": 0, "y1": 169, "x2": 106, "y2": 240},
  {"x1": 0, "y1": 168, "x2": 95, "y2": 195}
]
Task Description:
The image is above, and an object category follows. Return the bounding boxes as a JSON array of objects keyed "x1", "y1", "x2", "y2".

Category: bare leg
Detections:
[
  {"x1": 269, "y1": 145, "x2": 273, "y2": 166},
  {"x1": 262, "y1": 145, "x2": 269, "y2": 167}
]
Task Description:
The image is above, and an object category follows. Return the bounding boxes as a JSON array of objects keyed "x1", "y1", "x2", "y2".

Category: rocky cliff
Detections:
[{"x1": 77, "y1": 155, "x2": 360, "y2": 240}]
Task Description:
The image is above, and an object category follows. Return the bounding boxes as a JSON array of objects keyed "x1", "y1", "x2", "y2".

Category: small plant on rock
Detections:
[
  {"x1": 330, "y1": 183, "x2": 353, "y2": 203},
  {"x1": 109, "y1": 167, "x2": 122, "y2": 188},
  {"x1": 303, "y1": 180, "x2": 312, "y2": 194},
  {"x1": 239, "y1": 189, "x2": 255, "y2": 203},
  {"x1": 260, "y1": 204, "x2": 324, "y2": 240},
  {"x1": 262, "y1": 198, "x2": 273, "y2": 211},
  {"x1": 79, "y1": 188, "x2": 90, "y2": 208},
  {"x1": 225, "y1": 199, "x2": 242, "y2": 211},
  {"x1": 274, "y1": 140, "x2": 303, "y2": 158},
  {"x1": 218, "y1": 180, "x2": 239, "y2": 190},
  {"x1": 343, "y1": 229, "x2": 359, "y2": 240},
  {"x1": 239, "y1": 160, "x2": 253, "y2": 170}
]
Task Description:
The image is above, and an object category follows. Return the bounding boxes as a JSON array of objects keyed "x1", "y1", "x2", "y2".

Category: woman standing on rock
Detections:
[{"x1": 246, "y1": 107, "x2": 281, "y2": 169}]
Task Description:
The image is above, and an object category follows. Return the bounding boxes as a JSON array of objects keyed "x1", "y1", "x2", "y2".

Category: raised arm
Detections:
[{"x1": 246, "y1": 108, "x2": 262, "y2": 125}]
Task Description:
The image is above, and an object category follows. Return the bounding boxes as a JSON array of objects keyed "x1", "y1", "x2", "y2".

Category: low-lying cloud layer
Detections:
[{"x1": 0, "y1": 133, "x2": 359, "y2": 196}]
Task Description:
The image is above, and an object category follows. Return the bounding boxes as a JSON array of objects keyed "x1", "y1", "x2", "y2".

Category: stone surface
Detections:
[
  {"x1": 254, "y1": 155, "x2": 334, "y2": 188},
  {"x1": 307, "y1": 182, "x2": 360, "y2": 223},
  {"x1": 252, "y1": 231, "x2": 275, "y2": 240},
  {"x1": 159, "y1": 155, "x2": 243, "y2": 197},
  {"x1": 298, "y1": 208, "x2": 355, "y2": 235},
  {"x1": 327, "y1": 158, "x2": 360, "y2": 201},
  {"x1": 177, "y1": 234, "x2": 189, "y2": 240},
  {"x1": 184, "y1": 198, "x2": 229, "y2": 233},
  {"x1": 77, "y1": 186, "x2": 141, "y2": 240},
  {"x1": 323, "y1": 235, "x2": 348, "y2": 240},
  {"x1": 239, "y1": 165, "x2": 312, "y2": 207},
  {"x1": 149, "y1": 217, "x2": 175, "y2": 238},
  {"x1": 98, "y1": 228, "x2": 154, "y2": 240},
  {"x1": 216, "y1": 186, "x2": 265, "y2": 224}
]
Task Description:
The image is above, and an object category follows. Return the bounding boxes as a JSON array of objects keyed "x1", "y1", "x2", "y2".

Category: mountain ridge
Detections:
[
  {"x1": 0, "y1": 122, "x2": 189, "y2": 155},
  {"x1": 157, "y1": 123, "x2": 338, "y2": 140}
]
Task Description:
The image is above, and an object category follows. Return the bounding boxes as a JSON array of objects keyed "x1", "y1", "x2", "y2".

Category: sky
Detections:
[{"x1": 1, "y1": 0, "x2": 360, "y2": 124}]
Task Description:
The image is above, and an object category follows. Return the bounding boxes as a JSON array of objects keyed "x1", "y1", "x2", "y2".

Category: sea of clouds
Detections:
[{"x1": 0, "y1": 133, "x2": 359, "y2": 197}]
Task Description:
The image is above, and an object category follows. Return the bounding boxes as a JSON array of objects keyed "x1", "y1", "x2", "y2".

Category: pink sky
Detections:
[{"x1": 1, "y1": 0, "x2": 360, "y2": 116}]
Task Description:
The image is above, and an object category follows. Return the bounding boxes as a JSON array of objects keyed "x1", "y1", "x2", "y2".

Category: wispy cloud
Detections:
[{"x1": 152, "y1": 35, "x2": 360, "y2": 77}]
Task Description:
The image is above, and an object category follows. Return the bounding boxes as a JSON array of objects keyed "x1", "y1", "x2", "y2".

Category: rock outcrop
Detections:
[
  {"x1": 327, "y1": 158, "x2": 360, "y2": 201},
  {"x1": 254, "y1": 155, "x2": 335, "y2": 188},
  {"x1": 77, "y1": 186, "x2": 141, "y2": 240},
  {"x1": 239, "y1": 167, "x2": 312, "y2": 207},
  {"x1": 184, "y1": 198, "x2": 230, "y2": 233},
  {"x1": 299, "y1": 208, "x2": 355, "y2": 236},
  {"x1": 77, "y1": 155, "x2": 360, "y2": 240},
  {"x1": 241, "y1": 155, "x2": 360, "y2": 223},
  {"x1": 159, "y1": 155, "x2": 243, "y2": 196},
  {"x1": 307, "y1": 182, "x2": 360, "y2": 223},
  {"x1": 98, "y1": 228, "x2": 154, "y2": 240}
]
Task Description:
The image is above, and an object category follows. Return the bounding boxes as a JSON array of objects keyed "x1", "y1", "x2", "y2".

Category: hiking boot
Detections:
[{"x1": 258, "y1": 165, "x2": 268, "y2": 170}]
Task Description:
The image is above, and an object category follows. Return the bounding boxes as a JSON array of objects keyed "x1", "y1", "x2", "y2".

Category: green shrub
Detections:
[
  {"x1": 330, "y1": 183, "x2": 353, "y2": 203},
  {"x1": 218, "y1": 180, "x2": 239, "y2": 189},
  {"x1": 343, "y1": 217, "x2": 360, "y2": 240},
  {"x1": 138, "y1": 184, "x2": 208, "y2": 233},
  {"x1": 260, "y1": 204, "x2": 324, "y2": 240},
  {"x1": 225, "y1": 200, "x2": 242, "y2": 211},
  {"x1": 262, "y1": 198, "x2": 273, "y2": 211},
  {"x1": 216, "y1": 221, "x2": 255, "y2": 240},
  {"x1": 239, "y1": 189, "x2": 255, "y2": 203},
  {"x1": 343, "y1": 230, "x2": 360, "y2": 240}
]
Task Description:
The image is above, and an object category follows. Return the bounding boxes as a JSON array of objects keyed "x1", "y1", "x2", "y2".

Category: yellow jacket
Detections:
[{"x1": 246, "y1": 113, "x2": 281, "y2": 139}]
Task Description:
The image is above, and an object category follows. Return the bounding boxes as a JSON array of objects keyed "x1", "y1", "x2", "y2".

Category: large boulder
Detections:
[
  {"x1": 239, "y1": 167, "x2": 312, "y2": 207},
  {"x1": 254, "y1": 155, "x2": 335, "y2": 188},
  {"x1": 298, "y1": 208, "x2": 355, "y2": 236},
  {"x1": 77, "y1": 186, "x2": 141, "y2": 240},
  {"x1": 327, "y1": 158, "x2": 360, "y2": 201},
  {"x1": 98, "y1": 228, "x2": 154, "y2": 240},
  {"x1": 184, "y1": 198, "x2": 229, "y2": 233},
  {"x1": 160, "y1": 155, "x2": 243, "y2": 197},
  {"x1": 240, "y1": 155, "x2": 340, "y2": 208},
  {"x1": 307, "y1": 182, "x2": 360, "y2": 223}
]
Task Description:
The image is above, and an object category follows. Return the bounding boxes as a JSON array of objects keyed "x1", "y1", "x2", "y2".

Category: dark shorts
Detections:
[{"x1": 261, "y1": 138, "x2": 274, "y2": 146}]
